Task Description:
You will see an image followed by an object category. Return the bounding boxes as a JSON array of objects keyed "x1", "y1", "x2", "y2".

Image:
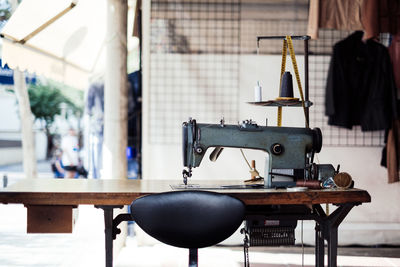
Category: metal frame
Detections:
[
  {"x1": 98, "y1": 202, "x2": 358, "y2": 267},
  {"x1": 246, "y1": 203, "x2": 357, "y2": 267},
  {"x1": 95, "y1": 205, "x2": 128, "y2": 267},
  {"x1": 313, "y1": 203, "x2": 356, "y2": 267},
  {"x1": 256, "y1": 35, "x2": 311, "y2": 127}
]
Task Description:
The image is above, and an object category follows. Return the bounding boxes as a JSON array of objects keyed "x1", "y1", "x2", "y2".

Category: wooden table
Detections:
[{"x1": 0, "y1": 178, "x2": 371, "y2": 267}]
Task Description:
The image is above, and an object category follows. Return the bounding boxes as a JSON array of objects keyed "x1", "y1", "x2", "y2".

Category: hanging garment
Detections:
[
  {"x1": 308, "y1": 0, "x2": 400, "y2": 40},
  {"x1": 307, "y1": 0, "x2": 364, "y2": 39},
  {"x1": 380, "y1": 34, "x2": 400, "y2": 183},
  {"x1": 325, "y1": 31, "x2": 397, "y2": 131},
  {"x1": 386, "y1": 119, "x2": 400, "y2": 183},
  {"x1": 389, "y1": 33, "x2": 400, "y2": 91},
  {"x1": 381, "y1": 101, "x2": 400, "y2": 184},
  {"x1": 363, "y1": 0, "x2": 400, "y2": 40}
]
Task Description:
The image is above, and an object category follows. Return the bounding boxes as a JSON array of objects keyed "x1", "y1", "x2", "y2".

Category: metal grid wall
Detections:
[
  {"x1": 149, "y1": 0, "x2": 241, "y2": 144},
  {"x1": 149, "y1": 0, "x2": 385, "y2": 146},
  {"x1": 240, "y1": 0, "x2": 309, "y2": 54}
]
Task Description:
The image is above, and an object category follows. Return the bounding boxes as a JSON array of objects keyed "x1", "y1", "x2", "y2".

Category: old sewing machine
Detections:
[
  {"x1": 180, "y1": 117, "x2": 349, "y2": 248},
  {"x1": 182, "y1": 118, "x2": 338, "y2": 188}
]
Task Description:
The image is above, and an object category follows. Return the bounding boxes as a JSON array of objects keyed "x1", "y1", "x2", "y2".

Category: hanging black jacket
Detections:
[{"x1": 325, "y1": 31, "x2": 397, "y2": 131}]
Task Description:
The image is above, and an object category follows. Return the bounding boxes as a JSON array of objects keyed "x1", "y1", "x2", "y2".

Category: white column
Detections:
[
  {"x1": 102, "y1": 0, "x2": 128, "y2": 180},
  {"x1": 13, "y1": 69, "x2": 37, "y2": 178},
  {"x1": 141, "y1": 0, "x2": 150, "y2": 179}
]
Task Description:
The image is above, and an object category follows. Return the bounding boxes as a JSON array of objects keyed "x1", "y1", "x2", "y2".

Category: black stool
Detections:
[{"x1": 130, "y1": 190, "x2": 245, "y2": 267}]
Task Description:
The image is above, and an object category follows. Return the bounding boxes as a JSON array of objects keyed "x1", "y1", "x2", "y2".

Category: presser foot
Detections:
[{"x1": 182, "y1": 168, "x2": 192, "y2": 185}]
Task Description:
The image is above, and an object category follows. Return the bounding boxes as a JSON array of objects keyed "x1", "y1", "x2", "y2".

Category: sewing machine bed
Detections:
[{"x1": 170, "y1": 183, "x2": 265, "y2": 190}]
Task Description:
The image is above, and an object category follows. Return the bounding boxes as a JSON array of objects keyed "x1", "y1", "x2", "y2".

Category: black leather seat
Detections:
[{"x1": 130, "y1": 190, "x2": 245, "y2": 267}]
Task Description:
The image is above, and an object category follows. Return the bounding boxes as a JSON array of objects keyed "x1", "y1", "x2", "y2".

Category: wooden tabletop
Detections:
[{"x1": 0, "y1": 179, "x2": 371, "y2": 206}]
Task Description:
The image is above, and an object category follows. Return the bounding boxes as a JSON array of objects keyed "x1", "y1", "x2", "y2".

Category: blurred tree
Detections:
[
  {"x1": 28, "y1": 82, "x2": 83, "y2": 158},
  {"x1": 0, "y1": 0, "x2": 11, "y2": 21}
]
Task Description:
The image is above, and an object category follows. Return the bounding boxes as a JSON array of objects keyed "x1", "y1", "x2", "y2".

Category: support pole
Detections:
[
  {"x1": 103, "y1": 0, "x2": 128, "y2": 180},
  {"x1": 13, "y1": 69, "x2": 37, "y2": 179},
  {"x1": 10, "y1": 0, "x2": 37, "y2": 179}
]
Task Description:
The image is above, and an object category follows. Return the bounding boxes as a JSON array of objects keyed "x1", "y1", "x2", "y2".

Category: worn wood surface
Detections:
[{"x1": 0, "y1": 179, "x2": 371, "y2": 206}]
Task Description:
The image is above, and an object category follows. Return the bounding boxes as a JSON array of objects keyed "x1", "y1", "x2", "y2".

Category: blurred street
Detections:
[
  {"x1": 0, "y1": 160, "x2": 106, "y2": 267},
  {"x1": 0, "y1": 160, "x2": 53, "y2": 180}
]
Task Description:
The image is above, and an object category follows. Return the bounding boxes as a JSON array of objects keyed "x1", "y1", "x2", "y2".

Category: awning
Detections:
[{"x1": 0, "y1": 0, "x2": 107, "y2": 90}]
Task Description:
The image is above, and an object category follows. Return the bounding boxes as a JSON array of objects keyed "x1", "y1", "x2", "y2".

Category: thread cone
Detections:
[{"x1": 280, "y1": 71, "x2": 294, "y2": 98}]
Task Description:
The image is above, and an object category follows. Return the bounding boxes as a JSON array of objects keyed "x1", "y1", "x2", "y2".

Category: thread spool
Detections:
[
  {"x1": 251, "y1": 160, "x2": 256, "y2": 179},
  {"x1": 333, "y1": 172, "x2": 353, "y2": 188},
  {"x1": 254, "y1": 81, "x2": 262, "y2": 102},
  {"x1": 278, "y1": 72, "x2": 294, "y2": 99},
  {"x1": 296, "y1": 180, "x2": 321, "y2": 189}
]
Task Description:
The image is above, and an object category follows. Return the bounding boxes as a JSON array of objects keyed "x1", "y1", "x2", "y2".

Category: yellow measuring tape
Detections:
[
  {"x1": 277, "y1": 36, "x2": 309, "y2": 128},
  {"x1": 277, "y1": 39, "x2": 287, "y2": 127}
]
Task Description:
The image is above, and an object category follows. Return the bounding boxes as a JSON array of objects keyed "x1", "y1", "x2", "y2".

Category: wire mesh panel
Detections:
[
  {"x1": 148, "y1": 0, "x2": 385, "y2": 146},
  {"x1": 236, "y1": 0, "x2": 384, "y2": 146},
  {"x1": 150, "y1": 0, "x2": 241, "y2": 144},
  {"x1": 240, "y1": 0, "x2": 309, "y2": 54}
]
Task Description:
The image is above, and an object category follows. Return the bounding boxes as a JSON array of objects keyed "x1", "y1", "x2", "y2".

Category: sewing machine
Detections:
[{"x1": 182, "y1": 118, "x2": 336, "y2": 188}]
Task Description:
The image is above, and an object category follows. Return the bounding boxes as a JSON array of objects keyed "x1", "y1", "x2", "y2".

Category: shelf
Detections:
[
  {"x1": 247, "y1": 100, "x2": 313, "y2": 107},
  {"x1": 257, "y1": 35, "x2": 311, "y2": 41}
]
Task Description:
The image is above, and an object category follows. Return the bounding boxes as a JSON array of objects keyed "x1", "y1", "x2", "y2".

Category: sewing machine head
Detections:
[{"x1": 182, "y1": 118, "x2": 335, "y2": 188}]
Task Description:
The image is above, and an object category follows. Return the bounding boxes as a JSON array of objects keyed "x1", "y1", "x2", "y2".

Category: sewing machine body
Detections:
[{"x1": 182, "y1": 118, "x2": 332, "y2": 188}]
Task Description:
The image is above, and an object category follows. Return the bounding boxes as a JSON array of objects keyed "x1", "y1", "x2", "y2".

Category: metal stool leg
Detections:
[{"x1": 189, "y1": 248, "x2": 198, "y2": 267}]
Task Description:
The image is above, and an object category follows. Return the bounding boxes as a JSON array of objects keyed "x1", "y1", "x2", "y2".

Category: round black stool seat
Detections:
[{"x1": 130, "y1": 190, "x2": 245, "y2": 249}]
